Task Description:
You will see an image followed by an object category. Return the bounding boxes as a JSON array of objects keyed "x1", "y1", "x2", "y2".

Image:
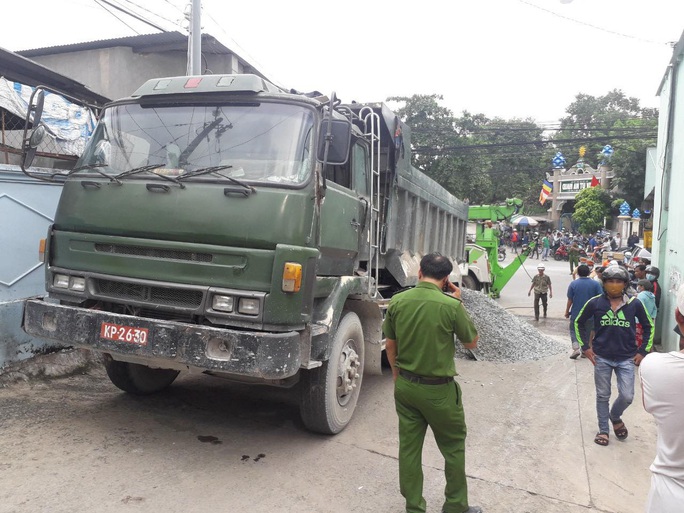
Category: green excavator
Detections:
[{"x1": 463, "y1": 198, "x2": 537, "y2": 298}]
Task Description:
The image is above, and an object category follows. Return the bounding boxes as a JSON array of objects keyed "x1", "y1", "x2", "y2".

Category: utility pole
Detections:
[{"x1": 187, "y1": 0, "x2": 202, "y2": 75}]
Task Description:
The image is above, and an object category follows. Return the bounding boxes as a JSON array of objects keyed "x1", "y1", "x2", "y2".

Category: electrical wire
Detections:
[
  {"x1": 93, "y1": 0, "x2": 141, "y2": 34},
  {"x1": 517, "y1": 0, "x2": 668, "y2": 46}
]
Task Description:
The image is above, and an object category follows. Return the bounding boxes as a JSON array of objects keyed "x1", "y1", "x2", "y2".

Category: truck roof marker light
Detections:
[
  {"x1": 38, "y1": 238, "x2": 46, "y2": 263},
  {"x1": 153, "y1": 79, "x2": 172, "y2": 90},
  {"x1": 282, "y1": 263, "x2": 302, "y2": 293},
  {"x1": 184, "y1": 78, "x2": 203, "y2": 89},
  {"x1": 217, "y1": 76, "x2": 236, "y2": 87}
]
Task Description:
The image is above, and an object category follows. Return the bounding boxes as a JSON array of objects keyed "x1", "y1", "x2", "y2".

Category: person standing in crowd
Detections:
[
  {"x1": 591, "y1": 266, "x2": 605, "y2": 284},
  {"x1": 646, "y1": 266, "x2": 662, "y2": 309},
  {"x1": 541, "y1": 233, "x2": 551, "y2": 261},
  {"x1": 510, "y1": 229, "x2": 519, "y2": 253},
  {"x1": 383, "y1": 253, "x2": 482, "y2": 513},
  {"x1": 529, "y1": 232, "x2": 540, "y2": 259},
  {"x1": 528, "y1": 264, "x2": 553, "y2": 321},
  {"x1": 639, "y1": 284, "x2": 684, "y2": 513},
  {"x1": 627, "y1": 232, "x2": 639, "y2": 250},
  {"x1": 568, "y1": 240, "x2": 580, "y2": 275},
  {"x1": 574, "y1": 265, "x2": 653, "y2": 447},
  {"x1": 631, "y1": 264, "x2": 648, "y2": 289},
  {"x1": 636, "y1": 279, "x2": 657, "y2": 348},
  {"x1": 565, "y1": 264, "x2": 603, "y2": 359}
]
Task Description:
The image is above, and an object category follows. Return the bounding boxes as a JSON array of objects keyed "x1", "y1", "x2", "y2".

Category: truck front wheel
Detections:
[
  {"x1": 300, "y1": 312, "x2": 364, "y2": 435},
  {"x1": 461, "y1": 275, "x2": 478, "y2": 291},
  {"x1": 103, "y1": 354, "x2": 180, "y2": 395}
]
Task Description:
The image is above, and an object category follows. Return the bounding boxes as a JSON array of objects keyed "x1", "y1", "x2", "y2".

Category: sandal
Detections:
[
  {"x1": 612, "y1": 420, "x2": 628, "y2": 440},
  {"x1": 594, "y1": 432, "x2": 609, "y2": 446}
]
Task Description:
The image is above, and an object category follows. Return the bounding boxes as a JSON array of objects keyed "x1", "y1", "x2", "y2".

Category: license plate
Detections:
[{"x1": 100, "y1": 322, "x2": 149, "y2": 346}]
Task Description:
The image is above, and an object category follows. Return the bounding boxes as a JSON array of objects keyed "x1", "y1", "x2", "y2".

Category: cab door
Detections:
[{"x1": 318, "y1": 142, "x2": 369, "y2": 275}]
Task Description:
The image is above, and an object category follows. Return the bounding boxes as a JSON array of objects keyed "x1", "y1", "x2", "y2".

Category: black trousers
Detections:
[{"x1": 533, "y1": 292, "x2": 548, "y2": 319}]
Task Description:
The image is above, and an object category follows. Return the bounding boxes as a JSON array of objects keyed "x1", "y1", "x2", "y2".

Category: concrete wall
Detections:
[
  {"x1": 29, "y1": 47, "x2": 249, "y2": 102},
  {"x1": 652, "y1": 56, "x2": 684, "y2": 352},
  {"x1": 0, "y1": 165, "x2": 62, "y2": 368}
]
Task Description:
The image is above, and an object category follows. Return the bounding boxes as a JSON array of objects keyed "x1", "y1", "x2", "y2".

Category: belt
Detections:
[{"x1": 399, "y1": 369, "x2": 453, "y2": 385}]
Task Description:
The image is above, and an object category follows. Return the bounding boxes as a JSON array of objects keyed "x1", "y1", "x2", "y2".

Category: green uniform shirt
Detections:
[{"x1": 382, "y1": 282, "x2": 478, "y2": 378}]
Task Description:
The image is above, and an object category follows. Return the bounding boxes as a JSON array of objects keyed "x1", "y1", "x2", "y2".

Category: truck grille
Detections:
[
  {"x1": 94, "y1": 243, "x2": 212, "y2": 263},
  {"x1": 95, "y1": 279, "x2": 203, "y2": 309}
]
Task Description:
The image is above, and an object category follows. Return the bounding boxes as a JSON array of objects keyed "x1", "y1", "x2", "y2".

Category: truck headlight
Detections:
[
  {"x1": 53, "y1": 274, "x2": 70, "y2": 289},
  {"x1": 238, "y1": 298, "x2": 260, "y2": 315},
  {"x1": 71, "y1": 277, "x2": 86, "y2": 291},
  {"x1": 212, "y1": 295, "x2": 234, "y2": 312}
]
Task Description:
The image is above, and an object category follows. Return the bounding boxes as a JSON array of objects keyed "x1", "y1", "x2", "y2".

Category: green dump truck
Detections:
[{"x1": 22, "y1": 74, "x2": 468, "y2": 434}]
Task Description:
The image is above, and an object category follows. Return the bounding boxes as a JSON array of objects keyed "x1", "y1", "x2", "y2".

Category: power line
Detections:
[
  {"x1": 118, "y1": 0, "x2": 179, "y2": 28},
  {"x1": 413, "y1": 133, "x2": 656, "y2": 154},
  {"x1": 517, "y1": 0, "x2": 667, "y2": 46},
  {"x1": 93, "y1": 0, "x2": 141, "y2": 34},
  {"x1": 96, "y1": 0, "x2": 168, "y2": 32}
]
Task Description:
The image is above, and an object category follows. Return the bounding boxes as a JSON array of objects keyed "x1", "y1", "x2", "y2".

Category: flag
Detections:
[
  {"x1": 539, "y1": 179, "x2": 552, "y2": 205},
  {"x1": 590, "y1": 175, "x2": 600, "y2": 187}
]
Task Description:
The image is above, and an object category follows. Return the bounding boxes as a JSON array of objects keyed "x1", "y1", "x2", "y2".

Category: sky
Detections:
[{"x1": 1, "y1": 0, "x2": 683, "y2": 125}]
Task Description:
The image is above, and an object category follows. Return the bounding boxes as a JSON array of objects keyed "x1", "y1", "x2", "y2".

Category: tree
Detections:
[
  {"x1": 572, "y1": 187, "x2": 612, "y2": 234},
  {"x1": 388, "y1": 95, "x2": 546, "y2": 206},
  {"x1": 554, "y1": 90, "x2": 657, "y2": 208}
]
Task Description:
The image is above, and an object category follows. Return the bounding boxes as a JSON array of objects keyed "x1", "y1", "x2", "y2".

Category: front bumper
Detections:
[{"x1": 23, "y1": 299, "x2": 302, "y2": 380}]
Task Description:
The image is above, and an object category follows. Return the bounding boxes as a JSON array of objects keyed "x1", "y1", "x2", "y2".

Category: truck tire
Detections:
[
  {"x1": 103, "y1": 354, "x2": 180, "y2": 395},
  {"x1": 300, "y1": 312, "x2": 364, "y2": 435},
  {"x1": 461, "y1": 275, "x2": 478, "y2": 291}
]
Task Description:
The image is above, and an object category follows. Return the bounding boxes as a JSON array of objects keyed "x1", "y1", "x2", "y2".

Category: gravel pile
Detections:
[{"x1": 455, "y1": 289, "x2": 566, "y2": 362}]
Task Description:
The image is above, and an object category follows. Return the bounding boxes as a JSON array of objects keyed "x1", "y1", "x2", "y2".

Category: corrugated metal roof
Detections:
[{"x1": 0, "y1": 46, "x2": 110, "y2": 106}]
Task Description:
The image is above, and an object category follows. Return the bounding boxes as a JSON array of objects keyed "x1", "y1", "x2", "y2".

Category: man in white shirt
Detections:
[{"x1": 639, "y1": 284, "x2": 684, "y2": 512}]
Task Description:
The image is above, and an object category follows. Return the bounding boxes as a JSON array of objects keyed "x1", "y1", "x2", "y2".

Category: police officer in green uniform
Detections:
[{"x1": 383, "y1": 253, "x2": 482, "y2": 513}]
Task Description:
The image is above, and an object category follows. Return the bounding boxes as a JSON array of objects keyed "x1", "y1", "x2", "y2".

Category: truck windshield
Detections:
[{"x1": 75, "y1": 102, "x2": 314, "y2": 186}]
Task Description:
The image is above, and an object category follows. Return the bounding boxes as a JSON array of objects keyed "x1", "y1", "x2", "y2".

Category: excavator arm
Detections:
[{"x1": 466, "y1": 198, "x2": 534, "y2": 298}]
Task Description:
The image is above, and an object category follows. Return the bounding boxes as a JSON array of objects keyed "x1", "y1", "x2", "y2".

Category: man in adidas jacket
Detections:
[{"x1": 574, "y1": 265, "x2": 654, "y2": 446}]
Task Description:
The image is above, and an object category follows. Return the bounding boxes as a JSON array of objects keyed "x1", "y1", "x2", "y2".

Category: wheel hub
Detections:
[{"x1": 336, "y1": 340, "x2": 360, "y2": 406}]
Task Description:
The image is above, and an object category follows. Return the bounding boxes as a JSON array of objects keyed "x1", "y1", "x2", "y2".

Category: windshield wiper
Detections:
[
  {"x1": 114, "y1": 164, "x2": 185, "y2": 188},
  {"x1": 69, "y1": 163, "x2": 122, "y2": 184},
  {"x1": 177, "y1": 165, "x2": 255, "y2": 194}
]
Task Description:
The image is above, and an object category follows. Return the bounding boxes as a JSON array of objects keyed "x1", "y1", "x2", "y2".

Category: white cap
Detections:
[
  {"x1": 537, "y1": 264, "x2": 545, "y2": 270},
  {"x1": 609, "y1": 260, "x2": 619, "y2": 266},
  {"x1": 677, "y1": 283, "x2": 684, "y2": 314}
]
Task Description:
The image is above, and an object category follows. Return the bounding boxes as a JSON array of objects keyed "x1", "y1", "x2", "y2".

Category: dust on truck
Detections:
[{"x1": 22, "y1": 74, "x2": 469, "y2": 434}]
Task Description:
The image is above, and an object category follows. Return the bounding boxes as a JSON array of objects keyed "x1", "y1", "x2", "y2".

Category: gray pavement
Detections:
[{"x1": 0, "y1": 253, "x2": 658, "y2": 513}]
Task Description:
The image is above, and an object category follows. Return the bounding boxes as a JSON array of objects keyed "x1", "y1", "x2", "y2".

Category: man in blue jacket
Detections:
[
  {"x1": 574, "y1": 265, "x2": 654, "y2": 446},
  {"x1": 565, "y1": 264, "x2": 603, "y2": 359}
]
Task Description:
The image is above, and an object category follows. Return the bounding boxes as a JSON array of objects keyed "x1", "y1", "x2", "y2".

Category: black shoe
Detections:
[{"x1": 543, "y1": 312, "x2": 547, "y2": 318}]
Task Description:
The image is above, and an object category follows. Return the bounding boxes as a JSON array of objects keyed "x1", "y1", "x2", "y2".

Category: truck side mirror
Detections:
[
  {"x1": 316, "y1": 117, "x2": 351, "y2": 166},
  {"x1": 21, "y1": 89, "x2": 46, "y2": 170}
]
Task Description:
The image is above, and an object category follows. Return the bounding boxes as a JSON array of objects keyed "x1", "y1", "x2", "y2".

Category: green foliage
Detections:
[
  {"x1": 386, "y1": 90, "x2": 656, "y2": 214},
  {"x1": 573, "y1": 187, "x2": 612, "y2": 233},
  {"x1": 388, "y1": 95, "x2": 545, "y2": 206},
  {"x1": 554, "y1": 90, "x2": 657, "y2": 207}
]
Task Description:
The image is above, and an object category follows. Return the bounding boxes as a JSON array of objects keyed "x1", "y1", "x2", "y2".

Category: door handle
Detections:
[{"x1": 350, "y1": 219, "x2": 361, "y2": 230}]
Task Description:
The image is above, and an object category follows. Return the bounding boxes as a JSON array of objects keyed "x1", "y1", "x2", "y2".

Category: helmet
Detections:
[
  {"x1": 601, "y1": 265, "x2": 630, "y2": 282},
  {"x1": 537, "y1": 264, "x2": 545, "y2": 270},
  {"x1": 645, "y1": 266, "x2": 660, "y2": 279}
]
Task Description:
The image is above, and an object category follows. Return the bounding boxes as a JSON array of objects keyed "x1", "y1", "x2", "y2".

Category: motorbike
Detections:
[
  {"x1": 554, "y1": 244, "x2": 587, "y2": 261},
  {"x1": 498, "y1": 246, "x2": 506, "y2": 262}
]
